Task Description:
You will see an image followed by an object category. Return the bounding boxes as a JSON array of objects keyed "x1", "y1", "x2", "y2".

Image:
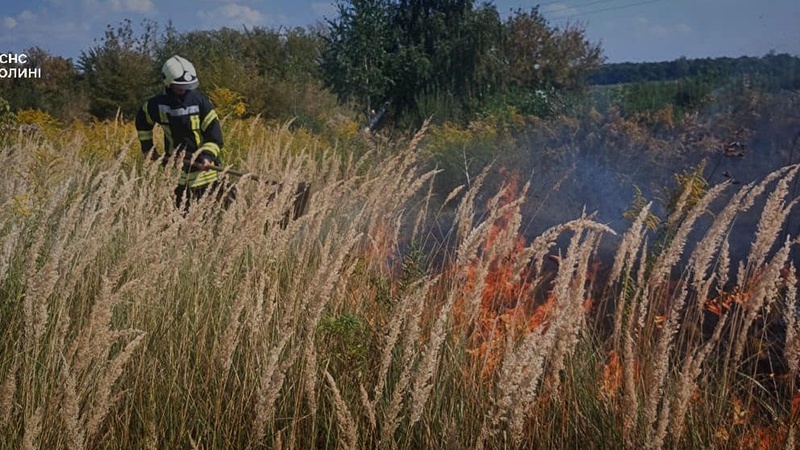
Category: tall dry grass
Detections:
[{"x1": 1, "y1": 118, "x2": 799, "y2": 449}]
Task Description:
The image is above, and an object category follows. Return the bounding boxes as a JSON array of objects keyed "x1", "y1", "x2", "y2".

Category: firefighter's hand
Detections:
[
  {"x1": 183, "y1": 156, "x2": 212, "y2": 172},
  {"x1": 195, "y1": 157, "x2": 212, "y2": 171}
]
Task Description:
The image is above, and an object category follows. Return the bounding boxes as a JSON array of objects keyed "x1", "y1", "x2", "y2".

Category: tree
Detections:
[
  {"x1": 390, "y1": 0, "x2": 504, "y2": 123},
  {"x1": 504, "y1": 7, "x2": 602, "y2": 92},
  {"x1": 320, "y1": 0, "x2": 505, "y2": 127},
  {"x1": 0, "y1": 47, "x2": 88, "y2": 121},
  {"x1": 79, "y1": 19, "x2": 160, "y2": 119},
  {"x1": 320, "y1": 0, "x2": 396, "y2": 123}
]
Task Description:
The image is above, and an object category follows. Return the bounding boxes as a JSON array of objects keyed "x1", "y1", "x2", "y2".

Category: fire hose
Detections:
[{"x1": 182, "y1": 155, "x2": 312, "y2": 221}]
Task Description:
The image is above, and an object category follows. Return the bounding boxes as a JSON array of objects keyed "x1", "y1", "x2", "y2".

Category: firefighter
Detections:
[{"x1": 136, "y1": 55, "x2": 234, "y2": 209}]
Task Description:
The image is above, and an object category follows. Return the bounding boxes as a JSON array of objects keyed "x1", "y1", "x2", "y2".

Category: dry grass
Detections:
[{"x1": 1, "y1": 118, "x2": 799, "y2": 449}]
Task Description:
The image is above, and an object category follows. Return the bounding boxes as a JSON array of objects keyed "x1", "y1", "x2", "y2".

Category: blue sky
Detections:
[{"x1": 1, "y1": 0, "x2": 798, "y2": 63}]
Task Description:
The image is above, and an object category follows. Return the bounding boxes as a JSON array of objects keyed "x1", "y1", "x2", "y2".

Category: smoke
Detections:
[
  {"x1": 480, "y1": 115, "x2": 800, "y2": 276},
  {"x1": 413, "y1": 89, "x2": 800, "y2": 284}
]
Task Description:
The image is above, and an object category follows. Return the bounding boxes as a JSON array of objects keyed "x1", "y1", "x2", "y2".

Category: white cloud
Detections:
[
  {"x1": 82, "y1": 0, "x2": 153, "y2": 14},
  {"x1": 114, "y1": 0, "x2": 154, "y2": 13},
  {"x1": 2, "y1": 17, "x2": 17, "y2": 29},
  {"x1": 0, "y1": 15, "x2": 93, "y2": 57},
  {"x1": 1, "y1": 9, "x2": 36, "y2": 31},
  {"x1": 2, "y1": 1, "x2": 159, "y2": 57},
  {"x1": 198, "y1": 4, "x2": 266, "y2": 28},
  {"x1": 18, "y1": 10, "x2": 37, "y2": 22}
]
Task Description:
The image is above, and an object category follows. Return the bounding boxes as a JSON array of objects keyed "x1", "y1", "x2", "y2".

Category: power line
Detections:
[
  {"x1": 543, "y1": 0, "x2": 638, "y2": 16},
  {"x1": 500, "y1": 0, "x2": 647, "y2": 15},
  {"x1": 545, "y1": 0, "x2": 666, "y2": 20},
  {"x1": 536, "y1": 0, "x2": 630, "y2": 10},
  {"x1": 499, "y1": 0, "x2": 666, "y2": 23}
]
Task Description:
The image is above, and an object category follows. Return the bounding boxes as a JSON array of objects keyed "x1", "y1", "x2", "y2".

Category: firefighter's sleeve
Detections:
[
  {"x1": 135, "y1": 99, "x2": 157, "y2": 155},
  {"x1": 197, "y1": 96, "x2": 223, "y2": 164}
]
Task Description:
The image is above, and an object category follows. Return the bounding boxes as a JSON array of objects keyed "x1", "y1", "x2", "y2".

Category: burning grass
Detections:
[{"x1": 1, "y1": 118, "x2": 800, "y2": 449}]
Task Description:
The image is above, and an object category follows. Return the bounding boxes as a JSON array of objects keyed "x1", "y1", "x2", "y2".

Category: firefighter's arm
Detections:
[
  {"x1": 196, "y1": 97, "x2": 223, "y2": 166},
  {"x1": 135, "y1": 100, "x2": 159, "y2": 161}
]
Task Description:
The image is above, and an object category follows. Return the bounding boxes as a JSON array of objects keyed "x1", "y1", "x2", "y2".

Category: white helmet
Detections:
[{"x1": 162, "y1": 55, "x2": 199, "y2": 90}]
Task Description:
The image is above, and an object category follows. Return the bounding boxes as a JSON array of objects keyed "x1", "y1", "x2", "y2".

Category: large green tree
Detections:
[
  {"x1": 320, "y1": 0, "x2": 396, "y2": 123},
  {"x1": 506, "y1": 11, "x2": 602, "y2": 91},
  {"x1": 78, "y1": 19, "x2": 160, "y2": 119},
  {"x1": 391, "y1": 0, "x2": 504, "y2": 123},
  {"x1": 321, "y1": 0, "x2": 504, "y2": 126},
  {"x1": 502, "y1": 7, "x2": 603, "y2": 115},
  {"x1": 320, "y1": 1, "x2": 603, "y2": 126}
]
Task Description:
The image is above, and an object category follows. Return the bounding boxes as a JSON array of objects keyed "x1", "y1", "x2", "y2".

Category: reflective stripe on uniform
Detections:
[
  {"x1": 138, "y1": 130, "x2": 153, "y2": 141},
  {"x1": 178, "y1": 169, "x2": 218, "y2": 188},
  {"x1": 142, "y1": 102, "x2": 154, "y2": 125},
  {"x1": 158, "y1": 104, "x2": 200, "y2": 116},
  {"x1": 190, "y1": 115, "x2": 201, "y2": 147},
  {"x1": 201, "y1": 110, "x2": 218, "y2": 132},
  {"x1": 198, "y1": 142, "x2": 220, "y2": 159}
]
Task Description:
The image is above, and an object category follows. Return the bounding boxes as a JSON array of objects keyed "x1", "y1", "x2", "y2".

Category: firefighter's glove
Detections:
[{"x1": 182, "y1": 154, "x2": 212, "y2": 172}]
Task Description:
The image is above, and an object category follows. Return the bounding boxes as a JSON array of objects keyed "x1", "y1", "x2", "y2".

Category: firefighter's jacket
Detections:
[{"x1": 135, "y1": 89, "x2": 223, "y2": 188}]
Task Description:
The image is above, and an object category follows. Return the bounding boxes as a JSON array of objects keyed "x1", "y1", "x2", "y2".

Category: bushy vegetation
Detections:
[
  {"x1": 1, "y1": 111, "x2": 800, "y2": 449},
  {"x1": 2, "y1": 1, "x2": 800, "y2": 448},
  {"x1": 1, "y1": 1, "x2": 797, "y2": 134},
  {"x1": 0, "y1": 2, "x2": 604, "y2": 130}
]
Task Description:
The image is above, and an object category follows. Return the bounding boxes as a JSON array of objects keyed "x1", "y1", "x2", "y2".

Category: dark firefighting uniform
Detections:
[{"x1": 135, "y1": 89, "x2": 226, "y2": 205}]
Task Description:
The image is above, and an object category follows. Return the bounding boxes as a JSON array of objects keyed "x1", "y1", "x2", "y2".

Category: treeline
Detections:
[
  {"x1": 590, "y1": 53, "x2": 800, "y2": 90},
  {"x1": 1, "y1": 1, "x2": 799, "y2": 132},
  {"x1": 0, "y1": 3, "x2": 602, "y2": 129},
  {"x1": 0, "y1": 20, "x2": 330, "y2": 128}
]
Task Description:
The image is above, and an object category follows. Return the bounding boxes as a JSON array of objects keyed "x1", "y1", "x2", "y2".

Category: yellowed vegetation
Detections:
[
  {"x1": 0, "y1": 118, "x2": 799, "y2": 449},
  {"x1": 209, "y1": 87, "x2": 248, "y2": 119}
]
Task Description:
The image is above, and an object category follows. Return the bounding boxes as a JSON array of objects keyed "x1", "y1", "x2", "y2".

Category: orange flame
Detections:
[
  {"x1": 459, "y1": 168, "x2": 555, "y2": 380},
  {"x1": 599, "y1": 350, "x2": 622, "y2": 400}
]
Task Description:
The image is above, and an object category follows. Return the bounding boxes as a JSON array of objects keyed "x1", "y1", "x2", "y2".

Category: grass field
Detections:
[{"x1": 1, "y1": 117, "x2": 799, "y2": 449}]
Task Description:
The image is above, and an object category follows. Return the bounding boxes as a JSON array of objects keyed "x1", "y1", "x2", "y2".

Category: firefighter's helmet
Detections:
[{"x1": 162, "y1": 55, "x2": 199, "y2": 90}]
